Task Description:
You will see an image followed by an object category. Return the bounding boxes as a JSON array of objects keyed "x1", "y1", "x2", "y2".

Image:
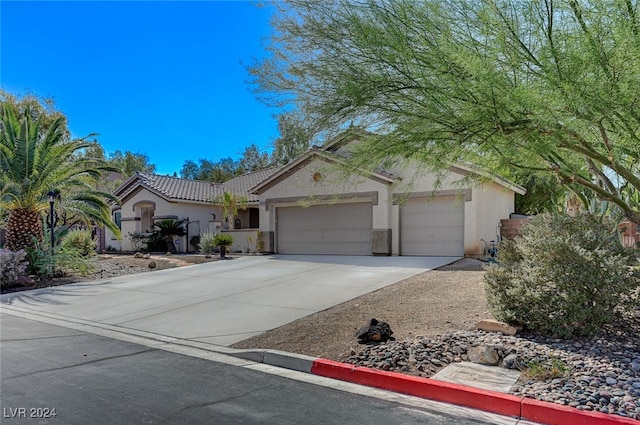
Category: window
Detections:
[{"x1": 114, "y1": 211, "x2": 122, "y2": 230}]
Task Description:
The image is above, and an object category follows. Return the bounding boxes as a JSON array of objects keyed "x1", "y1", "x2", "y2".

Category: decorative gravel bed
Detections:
[{"x1": 346, "y1": 317, "x2": 640, "y2": 420}]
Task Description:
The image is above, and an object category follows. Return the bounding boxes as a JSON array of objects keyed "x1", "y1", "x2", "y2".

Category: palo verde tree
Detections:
[
  {"x1": 251, "y1": 0, "x2": 640, "y2": 224},
  {"x1": 0, "y1": 94, "x2": 120, "y2": 251}
]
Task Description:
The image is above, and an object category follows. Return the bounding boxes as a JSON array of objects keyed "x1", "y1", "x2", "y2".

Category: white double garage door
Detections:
[{"x1": 276, "y1": 197, "x2": 464, "y2": 256}]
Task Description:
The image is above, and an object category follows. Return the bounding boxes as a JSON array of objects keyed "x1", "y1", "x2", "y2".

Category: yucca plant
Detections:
[{"x1": 0, "y1": 99, "x2": 120, "y2": 253}]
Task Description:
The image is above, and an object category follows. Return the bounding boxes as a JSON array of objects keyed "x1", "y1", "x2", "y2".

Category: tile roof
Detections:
[
  {"x1": 132, "y1": 167, "x2": 280, "y2": 203},
  {"x1": 221, "y1": 168, "x2": 279, "y2": 202},
  {"x1": 135, "y1": 173, "x2": 221, "y2": 202}
]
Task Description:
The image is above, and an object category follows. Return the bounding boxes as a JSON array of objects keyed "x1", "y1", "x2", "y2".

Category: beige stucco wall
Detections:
[
  {"x1": 258, "y1": 157, "x2": 518, "y2": 257},
  {"x1": 258, "y1": 160, "x2": 393, "y2": 238},
  {"x1": 119, "y1": 189, "x2": 219, "y2": 252}
]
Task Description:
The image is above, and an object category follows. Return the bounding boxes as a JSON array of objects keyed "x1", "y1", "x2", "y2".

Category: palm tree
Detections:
[
  {"x1": 0, "y1": 102, "x2": 120, "y2": 252},
  {"x1": 153, "y1": 219, "x2": 186, "y2": 253},
  {"x1": 212, "y1": 191, "x2": 248, "y2": 229}
]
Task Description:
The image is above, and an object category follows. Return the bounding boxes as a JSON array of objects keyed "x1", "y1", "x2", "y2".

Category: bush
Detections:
[
  {"x1": 146, "y1": 233, "x2": 168, "y2": 252},
  {"x1": 213, "y1": 233, "x2": 234, "y2": 247},
  {"x1": 198, "y1": 231, "x2": 217, "y2": 255},
  {"x1": 61, "y1": 230, "x2": 97, "y2": 257},
  {"x1": 27, "y1": 246, "x2": 95, "y2": 278},
  {"x1": 0, "y1": 249, "x2": 29, "y2": 288},
  {"x1": 484, "y1": 213, "x2": 640, "y2": 338}
]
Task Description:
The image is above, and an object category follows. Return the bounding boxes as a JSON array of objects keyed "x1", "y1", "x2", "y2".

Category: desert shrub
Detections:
[
  {"x1": 198, "y1": 231, "x2": 217, "y2": 255},
  {"x1": 26, "y1": 234, "x2": 95, "y2": 278},
  {"x1": 213, "y1": 233, "x2": 234, "y2": 247},
  {"x1": 484, "y1": 213, "x2": 640, "y2": 338},
  {"x1": 61, "y1": 230, "x2": 97, "y2": 257},
  {"x1": 0, "y1": 249, "x2": 29, "y2": 288},
  {"x1": 146, "y1": 233, "x2": 168, "y2": 252},
  {"x1": 128, "y1": 232, "x2": 149, "y2": 252}
]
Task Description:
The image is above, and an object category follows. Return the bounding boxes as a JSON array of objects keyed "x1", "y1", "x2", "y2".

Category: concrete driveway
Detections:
[{"x1": 0, "y1": 255, "x2": 458, "y2": 346}]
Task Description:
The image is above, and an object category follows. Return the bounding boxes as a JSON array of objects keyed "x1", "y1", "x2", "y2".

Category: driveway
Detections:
[{"x1": 0, "y1": 255, "x2": 458, "y2": 346}]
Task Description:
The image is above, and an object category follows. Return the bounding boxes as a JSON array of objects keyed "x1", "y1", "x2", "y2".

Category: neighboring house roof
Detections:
[{"x1": 113, "y1": 168, "x2": 280, "y2": 205}]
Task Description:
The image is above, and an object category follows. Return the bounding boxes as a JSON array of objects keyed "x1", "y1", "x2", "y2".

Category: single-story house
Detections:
[
  {"x1": 106, "y1": 168, "x2": 275, "y2": 253},
  {"x1": 108, "y1": 132, "x2": 525, "y2": 257}
]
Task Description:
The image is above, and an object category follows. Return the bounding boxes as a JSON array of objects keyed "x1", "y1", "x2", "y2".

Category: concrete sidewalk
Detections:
[{"x1": 0, "y1": 255, "x2": 457, "y2": 346}]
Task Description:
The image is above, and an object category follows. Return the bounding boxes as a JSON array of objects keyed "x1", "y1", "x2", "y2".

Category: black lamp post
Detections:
[{"x1": 48, "y1": 191, "x2": 56, "y2": 250}]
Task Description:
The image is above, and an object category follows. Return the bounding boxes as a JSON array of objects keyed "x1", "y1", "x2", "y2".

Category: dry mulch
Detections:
[{"x1": 231, "y1": 257, "x2": 493, "y2": 361}]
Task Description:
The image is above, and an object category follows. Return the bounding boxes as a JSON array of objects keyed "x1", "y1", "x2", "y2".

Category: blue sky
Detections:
[{"x1": 1, "y1": 0, "x2": 280, "y2": 175}]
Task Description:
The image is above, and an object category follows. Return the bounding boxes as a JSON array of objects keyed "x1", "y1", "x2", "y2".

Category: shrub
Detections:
[
  {"x1": 128, "y1": 232, "x2": 149, "y2": 252},
  {"x1": 32, "y1": 247, "x2": 95, "y2": 277},
  {"x1": 146, "y1": 233, "x2": 168, "y2": 252},
  {"x1": 61, "y1": 230, "x2": 97, "y2": 257},
  {"x1": 0, "y1": 249, "x2": 29, "y2": 288},
  {"x1": 213, "y1": 233, "x2": 234, "y2": 247},
  {"x1": 484, "y1": 213, "x2": 640, "y2": 338},
  {"x1": 198, "y1": 231, "x2": 217, "y2": 255}
]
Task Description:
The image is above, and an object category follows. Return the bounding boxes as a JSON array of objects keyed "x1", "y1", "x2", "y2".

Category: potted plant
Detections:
[{"x1": 213, "y1": 233, "x2": 234, "y2": 259}]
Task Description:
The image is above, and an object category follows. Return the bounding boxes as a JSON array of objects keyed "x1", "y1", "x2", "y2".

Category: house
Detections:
[
  {"x1": 251, "y1": 132, "x2": 525, "y2": 258},
  {"x1": 109, "y1": 132, "x2": 524, "y2": 257},
  {"x1": 106, "y1": 169, "x2": 275, "y2": 253}
]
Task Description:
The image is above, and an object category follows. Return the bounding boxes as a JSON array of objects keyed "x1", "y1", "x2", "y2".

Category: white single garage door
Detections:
[
  {"x1": 400, "y1": 196, "x2": 464, "y2": 256},
  {"x1": 277, "y1": 203, "x2": 372, "y2": 255}
]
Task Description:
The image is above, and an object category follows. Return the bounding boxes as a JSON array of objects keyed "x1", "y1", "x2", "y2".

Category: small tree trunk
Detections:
[
  {"x1": 165, "y1": 236, "x2": 176, "y2": 253},
  {"x1": 219, "y1": 245, "x2": 226, "y2": 259}
]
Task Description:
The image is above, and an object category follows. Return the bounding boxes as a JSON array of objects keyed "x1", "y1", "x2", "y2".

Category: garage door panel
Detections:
[
  {"x1": 400, "y1": 197, "x2": 464, "y2": 256},
  {"x1": 277, "y1": 203, "x2": 372, "y2": 255}
]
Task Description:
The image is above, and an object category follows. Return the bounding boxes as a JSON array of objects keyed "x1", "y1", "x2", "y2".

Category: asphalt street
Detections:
[{"x1": 1, "y1": 314, "x2": 519, "y2": 425}]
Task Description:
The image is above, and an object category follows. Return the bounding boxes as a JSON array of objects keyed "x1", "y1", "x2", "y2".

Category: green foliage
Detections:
[
  {"x1": 198, "y1": 231, "x2": 217, "y2": 255},
  {"x1": 211, "y1": 192, "x2": 248, "y2": 229},
  {"x1": 61, "y1": 229, "x2": 97, "y2": 258},
  {"x1": 525, "y1": 359, "x2": 571, "y2": 381},
  {"x1": 253, "y1": 0, "x2": 640, "y2": 226},
  {"x1": 213, "y1": 233, "x2": 234, "y2": 247},
  {"x1": 108, "y1": 150, "x2": 156, "y2": 178},
  {"x1": 153, "y1": 219, "x2": 186, "y2": 253},
  {"x1": 0, "y1": 92, "x2": 121, "y2": 251},
  {"x1": 29, "y1": 247, "x2": 95, "y2": 278},
  {"x1": 146, "y1": 233, "x2": 169, "y2": 252},
  {"x1": 180, "y1": 157, "x2": 242, "y2": 182},
  {"x1": 484, "y1": 214, "x2": 640, "y2": 338},
  {"x1": 26, "y1": 235, "x2": 95, "y2": 278},
  {"x1": 179, "y1": 143, "x2": 272, "y2": 182},
  {"x1": 271, "y1": 111, "x2": 313, "y2": 166}
]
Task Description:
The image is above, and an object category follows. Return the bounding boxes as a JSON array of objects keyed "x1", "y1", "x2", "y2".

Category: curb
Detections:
[
  {"x1": 236, "y1": 350, "x2": 638, "y2": 425},
  {"x1": 308, "y1": 359, "x2": 639, "y2": 425}
]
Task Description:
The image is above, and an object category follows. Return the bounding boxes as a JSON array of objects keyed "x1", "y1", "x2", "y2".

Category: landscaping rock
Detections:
[
  {"x1": 355, "y1": 318, "x2": 395, "y2": 344},
  {"x1": 468, "y1": 345, "x2": 500, "y2": 365},
  {"x1": 474, "y1": 319, "x2": 519, "y2": 336}
]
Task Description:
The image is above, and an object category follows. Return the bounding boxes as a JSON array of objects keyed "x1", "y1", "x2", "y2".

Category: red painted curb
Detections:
[
  {"x1": 310, "y1": 359, "x2": 640, "y2": 425},
  {"x1": 521, "y1": 398, "x2": 639, "y2": 425},
  {"x1": 311, "y1": 358, "x2": 521, "y2": 418}
]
